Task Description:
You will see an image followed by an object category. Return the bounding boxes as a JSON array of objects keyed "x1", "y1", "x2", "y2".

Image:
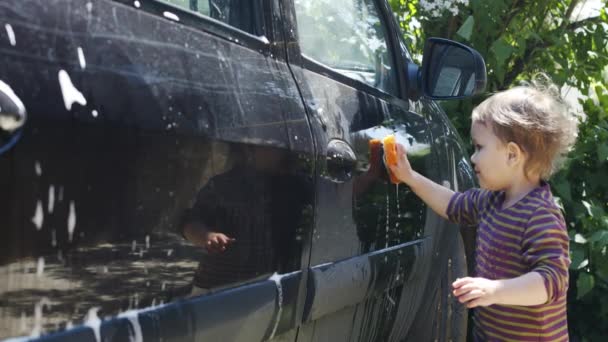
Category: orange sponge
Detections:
[
  {"x1": 381, "y1": 135, "x2": 400, "y2": 184},
  {"x1": 382, "y1": 135, "x2": 398, "y2": 167}
]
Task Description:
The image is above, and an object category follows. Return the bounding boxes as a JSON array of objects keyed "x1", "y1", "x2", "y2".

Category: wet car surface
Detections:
[{"x1": 0, "y1": 0, "x2": 485, "y2": 341}]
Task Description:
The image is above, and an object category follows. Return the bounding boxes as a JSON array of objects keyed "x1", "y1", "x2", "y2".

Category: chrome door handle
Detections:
[{"x1": 325, "y1": 139, "x2": 357, "y2": 182}]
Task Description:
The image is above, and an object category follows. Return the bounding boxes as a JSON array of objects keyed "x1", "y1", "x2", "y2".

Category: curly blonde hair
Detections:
[{"x1": 472, "y1": 75, "x2": 579, "y2": 180}]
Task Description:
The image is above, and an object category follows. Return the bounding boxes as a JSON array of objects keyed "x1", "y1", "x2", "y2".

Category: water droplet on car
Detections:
[{"x1": 36, "y1": 257, "x2": 45, "y2": 276}]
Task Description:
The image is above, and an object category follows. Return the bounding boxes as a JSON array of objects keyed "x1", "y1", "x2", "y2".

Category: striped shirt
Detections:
[{"x1": 447, "y1": 182, "x2": 570, "y2": 341}]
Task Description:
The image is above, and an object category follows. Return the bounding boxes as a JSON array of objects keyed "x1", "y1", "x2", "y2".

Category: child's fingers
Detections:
[
  {"x1": 453, "y1": 283, "x2": 476, "y2": 297},
  {"x1": 396, "y1": 143, "x2": 406, "y2": 156},
  {"x1": 452, "y1": 277, "x2": 474, "y2": 289},
  {"x1": 217, "y1": 235, "x2": 229, "y2": 244},
  {"x1": 456, "y1": 289, "x2": 483, "y2": 304}
]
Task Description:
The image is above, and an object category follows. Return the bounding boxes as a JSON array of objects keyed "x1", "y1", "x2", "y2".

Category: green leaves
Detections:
[
  {"x1": 598, "y1": 144, "x2": 608, "y2": 162},
  {"x1": 590, "y1": 230, "x2": 608, "y2": 247},
  {"x1": 490, "y1": 38, "x2": 514, "y2": 82},
  {"x1": 577, "y1": 272, "x2": 595, "y2": 299},
  {"x1": 553, "y1": 178, "x2": 572, "y2": 203},
  {"x1": 456, "y1": 16, "x2": 475, "y2": 41},
  {"x1": 570, "y1": 245, "x2": 587, "y2": 270}
]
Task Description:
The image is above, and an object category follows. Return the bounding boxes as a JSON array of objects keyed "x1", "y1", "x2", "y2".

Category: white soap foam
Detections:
[
  {"x1": 36, "y1": 257, "x2": 45, "y2": 276},
  {"x1": 5, "y1": 24, "x2": 15, "y2": 46},
  {"x1": 77, "y1": 47, "x2": 86, "y2": 69},
  {"x1": 267, "y1": 271, "x2": 299, "y2": 339},
  {"x1": 118, "y1": 310, "x2": 143, "y2": 342},
  {"x1": 32, "y1": 200, "x2": 44, "y2": 230},
  {"x1": 31, "y1": 297, "x2": 51, "y2": 338},
  {"x1": 67, "y1": 201, "x2": 76, "y2": 241},
  {"x1": 259, "y1": 35, "x2": 270, "y2": 44},
  {"x1": 163, "y1": 11, "x2": 179, "y2": 21},
  {"x1": 58, "y1": 70, "x2": 87, "y2": 111},
  {"x1": 48, "y1": 185, "x2": 55, "y2": 213},
  {"x1": 84, "y1": 307, "x2": 102, "y2": 342}
]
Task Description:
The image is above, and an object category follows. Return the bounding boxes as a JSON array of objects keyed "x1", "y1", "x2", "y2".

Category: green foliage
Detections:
[{"x1": 390, "y1": 0, "x2": 608, "y2": 340}]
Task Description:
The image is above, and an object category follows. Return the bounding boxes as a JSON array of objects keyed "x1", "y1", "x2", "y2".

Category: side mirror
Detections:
[{"x1": 407, "y1": 38, "x2": 486, "y2": 100}]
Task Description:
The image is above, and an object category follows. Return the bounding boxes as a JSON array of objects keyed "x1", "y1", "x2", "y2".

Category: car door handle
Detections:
[
  {"x1": 325, "y1": 139, "x2": 357, "y2": 182},
  {"x1": 0, "y1": 80, "x2": 26, "y2": 154}
]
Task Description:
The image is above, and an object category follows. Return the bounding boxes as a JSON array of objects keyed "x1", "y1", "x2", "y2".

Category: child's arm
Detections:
[
  {"x1": 452, "y1": 272, "x2": 548, "y2": 307},
  {"x1": 388, "y1": 143, "x2": 455, "y2": 219},
  {"x1": 453, "y1": 207, "x2": 569, "y2": 308}
]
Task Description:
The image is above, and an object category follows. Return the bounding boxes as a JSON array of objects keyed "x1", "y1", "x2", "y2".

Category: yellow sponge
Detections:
[{"x1": 381, "y1": 135, "x2": 400, "y2": 184}]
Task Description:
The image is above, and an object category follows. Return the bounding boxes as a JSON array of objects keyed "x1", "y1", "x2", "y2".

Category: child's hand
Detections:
[
  {"x1": 387, "y1": 143, "x2": 415, "y2": 184},
  {"x1": 205, "y1": 232, "x2": 236, "y2": 254},
  {"x1": 203, "y1": 232, "x2": 236, "y2": 254},
  {"x1": 452, "y1": 277, "x2": 500, "y2": 308}
]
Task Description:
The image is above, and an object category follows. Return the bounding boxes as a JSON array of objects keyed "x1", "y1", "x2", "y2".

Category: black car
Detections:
[{"x1": 0, "y1": 0, "x2": 485, "y2": 341}]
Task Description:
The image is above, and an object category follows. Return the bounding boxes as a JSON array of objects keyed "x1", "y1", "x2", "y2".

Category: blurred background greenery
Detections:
[{"x1": 388, "y1": 0, "x2": 608, "y2": 340}]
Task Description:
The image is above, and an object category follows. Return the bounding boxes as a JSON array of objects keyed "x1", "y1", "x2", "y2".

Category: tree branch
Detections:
[
  {"x1": 446, "y1": 15, "x2": 459, "y2": 39},
  {"x1": 563, "y1": 0, "x2": 580, "y2": 27},
  {"x1": 566, "y1": 16, "x2": 604, "y2": 31},
  {"x1": 501, "y1": 1, "x2": 603, "y2": 88},
  {"x1": 498, "y1": 0, "x2": 522, "y2": 38},
  {"x1": 502, "y1": 40, "x2": 551, "y2": 87}
]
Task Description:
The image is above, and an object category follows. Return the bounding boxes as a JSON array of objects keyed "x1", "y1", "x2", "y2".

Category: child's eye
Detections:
[{"x1": 474, "y1": 144, "x2": 482, "y2": 150}]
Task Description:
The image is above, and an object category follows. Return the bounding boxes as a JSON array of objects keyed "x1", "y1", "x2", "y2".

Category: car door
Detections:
[
  {"x1": 0, "y1": 0, "x2": 315, "y2": 341},
  {"x1": 281, "y1": 1, "x2": 444, "y2": 341}
]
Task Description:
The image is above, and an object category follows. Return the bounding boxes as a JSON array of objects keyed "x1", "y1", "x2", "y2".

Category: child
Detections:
[{"x1": 387, "y1": 77, "x2": 578, "y2": 341}]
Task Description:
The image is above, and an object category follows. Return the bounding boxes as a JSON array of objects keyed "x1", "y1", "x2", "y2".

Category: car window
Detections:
[
  {"x1": 294, "y1": 0, "x2": 397, "y2": 96},
  {"x1": 159, "y1": 0, "x2": 264, "y2": 36}
]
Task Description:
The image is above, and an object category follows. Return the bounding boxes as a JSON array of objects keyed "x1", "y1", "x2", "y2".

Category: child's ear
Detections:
[{"x1": 506, "y1": 142, "x2": 523, "y2": 164}]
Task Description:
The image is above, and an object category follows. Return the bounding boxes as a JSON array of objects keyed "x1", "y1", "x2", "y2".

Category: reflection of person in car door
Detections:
[{"x1": 179, "y1": 145, "x2": 307, "y2": 296}]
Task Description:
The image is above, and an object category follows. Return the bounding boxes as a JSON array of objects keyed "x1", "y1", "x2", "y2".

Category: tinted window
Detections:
[
  {"x1": 159, "y1": 0, "x2": 264, "y2": 35},
  {"x1": 294, "y1": 0, "x2": 397, "y2": 95}
]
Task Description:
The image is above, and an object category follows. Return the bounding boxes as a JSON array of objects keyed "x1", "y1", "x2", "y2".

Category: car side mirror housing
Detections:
[{"x1": 407, "y1": 37, "x2": 487, "y2": 100}]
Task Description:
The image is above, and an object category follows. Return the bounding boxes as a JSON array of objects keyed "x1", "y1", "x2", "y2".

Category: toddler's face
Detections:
[{"x1": 469, "y1": 121, "x2": 512, "y2": 191}]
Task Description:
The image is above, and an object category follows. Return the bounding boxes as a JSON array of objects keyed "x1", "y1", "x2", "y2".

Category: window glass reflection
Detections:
[
  {"x1": 179, "y1": 144, "x2": 309, "y2": 295},
  {"x1": 159, "y1": 0, "x2": 263, "y2": 35},
  {"x1": 294, "y1": 0, "x2": 397, "y2": 95}
]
